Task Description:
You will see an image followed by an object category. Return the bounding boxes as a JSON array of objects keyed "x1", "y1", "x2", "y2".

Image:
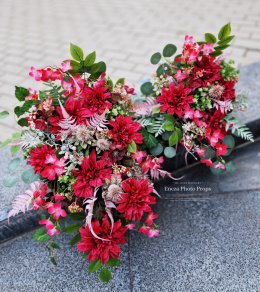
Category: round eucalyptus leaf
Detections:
[
  {"x1": 223, "y1": 148, "x2": 233, "y2": 156},
  {"x1": 164, "y1": 147, "x2": 176, "y2": 158},
  {"x1": 21, "y1": 168, "x2": 39, "y2": 184},
  {"x1": 223, "y1": 135, "x2": 235, "y2": 149},
  {"x1": 3, "y1": 176, "x2": 17, "y2": 188},
  {"x1": 8, "y1": 158, "x2": 21, "y2": 172},
  {"x1": 162, "y1": 131, "x2": 172, "y2": 141},
  {"x1": 210, "y1": 167, "x2": 225, "y2": 176},
  {"x1": 203, "y1": 147, "x2": 216, "y2": 159},
  {"x1": 163, "y1": 44, "x2": 177, "y2": 57},
  {"x1": 150, "y1": 52, "x2": 161, "y2": 65},
  {"x1": 150, "y1": 143, "x2": 164, "y2": 156},
  {"x1": 140, "y1": 82, "x2": 153, "y2": 95},
  {"x1": 225, "y1": 161, "x2": 236, "y2": 173}
]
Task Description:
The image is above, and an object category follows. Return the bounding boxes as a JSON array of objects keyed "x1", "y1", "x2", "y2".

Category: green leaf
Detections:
[
  {"x1": 88, "y1": 62, "x2": 102, "y2": 74},
  {"x1": 106, "y1": 257, "x2": 121, "y2": 267},
  {"x1": 0, "y1": 111, "x2": 9, "y2": 119},
  {"x1": 176, "y1": 128, "x2": 182, "y2": 141},
  {"x1": 152, "y1": 106, "x2": 160, "y2": 114},
  {"x1": 84, "y1": 51, "x2": 96, "y2": 67},
  {"x1": 15, "y1": 86, "x2": 29, "y2": 101},
  {"x1": 226, "y1": 161, "x2": 236, "y2": 173},
  {"x1": 70, "y1": 43, "x2": 84, "y2": 61},
  {"x1": 217, "y1": 35, "x2": 235, "y2": 46},
  {"x1": 150, "y1": 52, "x2": 161, "y2": 64},
  {"x1": 210, "y1": 166, "x2": 225, "y2": 176},
  {"x1": 18, "y1": 118, "x2": 28, "y2": 127},
  {"x1": 205, "y1": 33, "x2": 217, "y2": 44},
  {"x1": 3, "y1": 175, "x2": 17, "y2": 188},
  {"x1": 8, "y1": 158, "x2": 21, "y2": 172},
  {"x1": 50, "y1": 257, "x2": 57, "y2": 266},
  {"x1": 139, "y1": 128, "x2": 158, "y2": 148},
  {"x1": 0, "y1": 138, "x2": 12, "y2": 149},
  {"x1": 162, "y1": 121, "x2": 174, "y2": 131},
  {"x1": 14, "y1": 106, "x2": 24, "y2": 118},
  {"x1": 214, "y1": 44, "x2": 230, "y2": 50},
  {"x1": 82, "y1": 251, "x2": 90, "y2": 259},
  {"x1": 62, "y1": 224, "x2": 81, "y2": 233},
  {"x1": 150, "y1": 143, "x2": 163, "y2": 156},
  {"x1": 116, "y1": 78, "x2": 125, "y2": 87},
  {"x1": 163, "y1": 44, "x2": 177, "y2": 57},
  {"x1": 209, "y1": 50, "x2": 223, "y2": 57},
  {"x1": 99, "y1": 267, "x2": 112, "y2": 283},
  {"x1": 169, "y1": 131, "x2": 178, "y2": 146},
  {"x1": 33, "y1": 228, "x2": 49, "y2": 242},
  {"x1": 218, "y1": 23, "x2": 231, "y2": 40},
  {"x1": 21, "y1": 168, "x2": 39, "y2": 184},
  {"x1": 11, "y1": 145, "x2": 20, "y2": 156},
  {"x1": 50, "y1": 242, "x2": 60, "y2": 249},
  {"x1": 162, "y1": 131, "x2": 172, "y2": 141},
  {"x1": 88, "y1": 259, "x2": 101, "y2": 274},
  {"x1": 163, "y1": 114, "x2": 176, "y2": 123},
  {"x1": 41, "y1": 214, "x2": 46, "y2": 220},
  {"x1": 156, "y1": 63, "x2": 170, "y2": 77},
  {"x1": 98, "y1": 61, "x2": 106, "y2": 74},
  {"x1": 106, "y1": 77, "x2": 113, "y2": 90},
  {"x1": 70, "y1": 232, "x2": 82, "y2": 247},
  {"x1": 12, "y1": 132, "x2": 21, "y2": 140},
  {"x1": 223, "y1": 148, "x2": 233, "y2": 157},
  {"x1": 223, "y1": 135, "x2": 235, "y2": 148},
  {"x1": 68, "y1": 212, "x2": 86, "y2": 221},
  {"x1": 140, "y1": 82, "x2": 153, "y2": 95},
  {"x1": 164, "y1": 147, "x2": 176, "y2": 158},
  {"x1": 202, "y1": 147, "x2": 216, "y2": 159},
  {"x1": 126, "y1": 140, "x2": 137, "y2": 153}
]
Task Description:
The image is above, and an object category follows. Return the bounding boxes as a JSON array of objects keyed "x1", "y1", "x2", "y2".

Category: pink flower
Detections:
[
  {"x1": 61, "y1": 60, "x2": 72, "y2": 72},
  {"x1": 214, "y1": 163, "x2": 226, "y2": 169},
  {"x1": 198, "y1": 43, "x2": 213, "y2": 55},
  {"x1": 193, "y1": 110, "x2": 204, "y2": 118},
  {"x1": 41, "y1": 167, "x2": 56, "y2": 180},
  {"x1": 61, "y1": 80, "x2": 74, "y2": 93},
  {"x1": 208, "y1": 129, "x2": 224, "y2": 147},
  {"x1": 216, "y1": 143, "x2": 228, "y2": 156},
  {"x1": 173, "y1": 70, "x2": 186, "y2": 82},
  {"x1": 131, "y1": 151, "x2": 146, "y2": 163},
  {"x1": 140, "y1": 157, "x2": 155, "y2": 172},
  {"x1": 47, "y1": 203, "x2": 67, "y2": 220},
  {"x1": 45, "y1": 154, "x2": 58, "y2": 164},
  {"x1": 147, "y1": 227, "x2": 159, "y2": 238},
  {"x1": 29, "y1": 67, "x2": 42, "y2": 81},
  {"x1": 138, "y1": 226, "x2": 149, "y2": 234},
  {"x1": 126, "y1": 223, "x2": 135, "y2": 230},
  {"x1": 51, "y1": 194, "x2": 65, "y2": 201},
  {"x1": 184, "y1": 35, "x2": 196, "y2": 47},
  {"x1": 184, "y1": 109, "x2": 195, "y2": 119},
  {"x1": 200, "y1": 158, "x2": 214, "y2": 167},
  {"x1": 145, "y1": 212, "x2": 158, "y2": 226},
  {"x1": 195, "y1": 148, "x2": 205, "y2": 157},
  {"x1": 47, "y1": 227, "x2": 60, "y2": 236},
  {"x1": 39, "y1": 219, "x2": 54, "y2": 230}
]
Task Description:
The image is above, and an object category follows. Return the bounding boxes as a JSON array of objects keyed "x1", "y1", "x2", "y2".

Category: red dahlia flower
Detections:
[
  {"x1": 28, "y1": 144, "x2": 56, "y2": 174},
  {"x1": 72, "y1": 150, "x2": 112, "y2": 199},
  {"x1": 77, "y1": 215, "x2": 127, "y2": 264},
  {"x1": 108, "y1": 115, "x2": 143, "y2": 150},
  {"x1": 116, "y1": 177, "x2": 155, "y2": 221},
  {"x1": 158, "y1": 82, "x2": 193, "y2": 118}
]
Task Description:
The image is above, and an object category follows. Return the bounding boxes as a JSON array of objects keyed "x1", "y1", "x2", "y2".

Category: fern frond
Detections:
[
  {"x1": 134, "y1": 97, "x2": 160, "y2": 117},
  {"x1": 57, "y1": 99, "x2": 78, "y2": 136},
  {"x1": 18, "y1": 131, "x2": 43, "y2": 149},
  {"x1": 152, "y1": 117, "x2": 166, "y2": 137},
  {"x1": 136, "y1": 117, "x2": 153, "y2": 127},
  {"x1": 86, "y1": 110, "x2": 108, "y2": 131}
]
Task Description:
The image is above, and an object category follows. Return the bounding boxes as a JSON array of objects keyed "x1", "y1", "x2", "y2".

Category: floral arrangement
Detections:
[
  {"x1": 138, "y1": 23, "x2": 253, "y2": 174},
  {"x1": 0, "y1": 44, "x2": 175, "y2": 283}
]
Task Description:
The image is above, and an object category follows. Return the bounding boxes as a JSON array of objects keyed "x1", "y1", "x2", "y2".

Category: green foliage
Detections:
[
  {"x1": 163, "y1": 121, "x2": 174, "y2": 131},
  {"x1": 205, "y1": 33, "x2": 217, "y2": 44},
  {"x1": 12, "y1": 132, "x2": 21, "y2": 140},
  {"x1": 33, "y1": 229, "x2": 49, "y2": 242},
  {"x1": 70, "y1": 232, "x2": 82, "y2": 247},
  {"x1": 70, "y1": 43, "x2": 84, "y2": 61},
  {"x1": 116, "y1": 78, "x2": 125, "y2": 87},
  {"x1": 8, "y1": 158, "x2": 21, "y2": 172},
  {"x1": 21, "y1": 168, "x2": 39, "y2": 184},
  {"x1": 68, "y1": 212, "x2": 86, "y2": 221},
  {"x1": 150, "y1": 52, "x2": 161, "y2": 64},
  {"x1": 0, "y1": 138, "x2": 12, "y2": 149},
  {"x1": 210, "y1": 166, "x2": 225, "y2": 176},
  {"x1": 50, "y1": 242, "x2": 60, "y2": 249},
  {"x1": 162, "y1": 131, "x2": 172, "y2": 141},
  {"x1": 147, "y1": 116, "x2": 165, "y2": 137},
  {"x1": 50, "y1": 257, "x2": 57, "y2": 266},
  {"x1": 218, "y1": 35, "x2": 235, "y2": 46},
  {"x1": 169, "y1": 131, "x2": 178, "y2": 146},
  {"x1": 99, "y1": 267, "x2": 112, "y2": 283},
  {"x1": 163, "y1": 114, "x2": 176, "y2": 123},
  {"x1": 219, "y1": 60, "x2": 239, "y2": 81},
  {"x1": 15, "y1": 86, "x2": 30, "y2": 102},
  {"x1": 226, "y1": 161, "x2": 236, "y2": 173},
  {"x1": 3, "y1": 175, "x2": 17, "y2": 188},
  {"x1": 84, "y1": 51, "x2": 96, "y2": 66},
  {"x1": 140, "y1": 82, "x2": 153, "y2": 95},
  {"x1": 18, "y1": 118, "x2": 28, "y2": 127},
  {"x1": 202, "y1": 147, "x2": 216, "y2": 159},
  {"x1": 88, "y1": 259, "x2": 101, "y2": 274},
  {"x1": 11, "y1": 146, "x2": 20, "y2": 156},
  {"x1": 127, "y1": 140, "x2": 137, "y2": 153},
  {"x1": 152, "y1": 106, "x2": 160, "y2": 114},
  {"x1": 106, "y1": 257, "x2": 121, "y2": 267},
  {"x1": 223, "y1": 135, "x2": 235, "y2": 148},
  {"x1": 62, "y1": 224, "x2": 81, "y2": 233},
  {"x1": 163, "y1": 44, "x2": 177, "y2": 57},
  {"x1": 164, "y1": 147, "x2": 176, "y2": 158},
  {"x1": 218, "y1": 23, "x2": 231, "y2": 40},
  {"x1": 150, "y1": 143, "x2": 164, "y2": 156},
  {"x1": 156, "y1": 63, "x2": 170, "y2": 77},
  {"x1": 0, "y1": 111, "x2": 9, "y2": 119}
]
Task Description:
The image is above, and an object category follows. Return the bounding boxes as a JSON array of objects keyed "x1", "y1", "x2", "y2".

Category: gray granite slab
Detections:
[
  {"x1": 130, "y1": 191, "x2": 260, "y2": 292},
  {"x1": 0, "y1": 229, "x2": 131, "y2": 292}
]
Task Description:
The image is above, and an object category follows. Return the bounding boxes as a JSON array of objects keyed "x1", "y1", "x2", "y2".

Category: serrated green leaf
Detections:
[
  {"x1": 12, "y1": 132, "x2": 21, "y2": 140},
  {"x1": 15, "y1": 86, "x2": 30, "y2": 101},
  {"x1": 163, "y1": 44, "x2": 177, "y2": 57},
  {"x1": 139, "y1": 128, "x2": 158, "y2": 148},
  {"x1": 209, "y1": 50, "x2": 223, "y2": 57},
  {"x1": 70, "y1": 43, "x2": 84, "y2": 61},
  {"x1": 50, "y1": 242, "x2": 60, "y2": 249},
  {"x1": 70, "y1": 232, "x2": 82, "y2": 247},
  {"x1": 33, "y1": 229, "x2": 49, "y2": 242},
  {"x1": 225, "y1": 161, "x2": 236, "y2": 173},
  {"x1": 62, "y1": 224, "x2": 81, "y2": 233},
  {"x1": 84, "y1": 51, "x2": 96, "y2": 67},
  {"x1": 0, "y1": 111, "x2": 9, "y2": 119},
  {"x1": 88, "y1": 62, "x2": 102, "y2": 74},
  {"x1": 21, "y1": 168, "x2": 39, "y2": 184},
  {"x1": 162, "y1": 121, "x2": 174, "y2": 131},
  {"x1": 18, "y1": 118, "x2": 28, "y2": 127},
  {"x1": 3, "y1": 175, "x2": 17, "y2": 188},
  {"x1": 223, "y1": 135, "x2": 235, "y2": 148},
  {"x1": 169, "y1": 131, "x2": 178, "y2": 146},
  {"x1": 68, "y1": 212, "x2": 86, "y2": 221},
  {"x1": 50, "y1": 257, "x2": 57, "y2": 266},
  {"x1": 163, "y1": 114, "x2": 176, "y2": 123},
  {"x1": 126, "y1": 140, "x2": 137, "y2": 153},
  {"x1": 205, "y1": 33, "x2": 217, "y2": 44},
  {"x1": 164, "y1": 147, "x2": 176, "y2": 158},
  {"x1": 0, "y1": 138, "x2": 12, "y2": 149},
  {"x1": 218, "y1": 23, "x2": 231, "y2": 40},
  {"x1": 99, "y1": 267, "x2": 112, "y2": 283},
  {"x1": 106, "y1": 257, "x2": 121, "y2": 267},
  {"x1": 88, "y1": 259, "x2": 101, "y2": 274},
  {"x1": 217, "y1": 35, "x2": 235, "y2": 46},
  {"x1": 8, "y1": 158, "x2": 21, "y2": 172},
  {"x1": 11, "y1": 145, "x2": 20, "y2": 156},
  {"x1": 150, "y1": 52, "x2": 161, "y2": 64},
  {"x1": 14, "y1": 106, "x2": 24, "y2": 118},
  {"x1": 214, "y1": 44, "x2": 230, "y2": 50},
  {"x1": 152, "y1": 106, "x2": 161, "y2": 114},
  {"x1": 140, "y1": 82, "x2": 153, "y2": 95},
  {"x1": 150, "y1": 143, "x2": 163, "y2": 156}
]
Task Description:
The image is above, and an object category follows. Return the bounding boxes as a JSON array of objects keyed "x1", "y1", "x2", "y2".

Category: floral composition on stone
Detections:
[{"x1": 138, "y1": 23, "x2": 253, "y2": 175}]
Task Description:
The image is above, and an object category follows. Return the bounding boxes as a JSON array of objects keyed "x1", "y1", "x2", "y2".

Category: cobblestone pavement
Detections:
[{"x1": 0, "y1": 0, "x2": 260, "y2": 142}]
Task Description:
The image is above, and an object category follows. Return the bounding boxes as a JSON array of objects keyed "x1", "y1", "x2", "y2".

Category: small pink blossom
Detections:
[
  {"x1": 45, "y1": 154, "x2": 58, "y2": 164},
  {"x1": 200, "y1": 158, "x2": 214, "y2": 167},
  {"x1": 184, "y1": 35, "x2": 196, "y2": 47},
  {"x1": 195, "y1": 148, "x2": 205, "y2": 157},
  {"x1": 147, "y1": 227, "x2": 159, "y2": 238},
  {"x1": 193, "y1": 110, "x2": 204, "y2": 118},
  {"x1": 173, "y1": 70, "x2": 186, "y2": 82},
  {"x1": 39, "y1": 219, "x2": 54, "y2": 230},
  {"x1": 214, "y1": 163, "x2": 226, "y2": 169},
  {"x1": 61, "y1": 80, "x2": 74, "y2": 93},
  {"x1": 48, "y1": 203, "x2": 67, "y2": 220},
  {"x1": 138, "y1": 226, "x2": 149, "y2": 234},
  {"x1": 145, "y1": 212, "x2": 158, "y2": 226},
  {"x1": 61, "y1": 60, "x2": 72, "y2": 72},
  {"x1": 198, "y1": 43, "x2": 214, "y2": 55},
  {"x1": 216, "y1": 143, "x2": 228, "y2": 156},
  {"x1": 126, "y1": 223, "x2": 135, "y2": 230},
  {"x1": 42, "y1": 167, "x2": 56, "y2": 180},
  {"x1": 29, "y1": 67, "x2": 42, "y2": 81},
  {"x1": 184, "y1": 109, "x2": 195, "y2": 119}
]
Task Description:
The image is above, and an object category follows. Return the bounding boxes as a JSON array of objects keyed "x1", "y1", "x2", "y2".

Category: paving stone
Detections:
[{"x1": 130, "y1": 190, "x2": 260, "y2": 292}]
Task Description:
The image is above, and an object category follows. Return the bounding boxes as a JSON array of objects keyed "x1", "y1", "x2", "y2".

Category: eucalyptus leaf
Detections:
[
  {"x1": 140, "y1": 82, "x2": 153, "y2": 95},
  {"x1": 8, "y1": 158, "x2": 21, "y2": 172},
  {"x1": 164, "y1": 147, "x2": 176, "y2": 158},
  {"x1": 150, "y1": 143, "x2": 163, "y2": 156},
  {"x1": 163, "y1": 44, "x2": 177, "y2": 57},
  {"x1": 226, "y1": 161, "x2": 236, "y2": 173},
  {"x1": 150, "y1": 52, "x2": 161, "y2": 64},
  {"x1": 21, "y1": 168, "x2": 39, "y2": 184},
  {"x1": 3, "y1": 175, "x2": 17, "y2": 188}
]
